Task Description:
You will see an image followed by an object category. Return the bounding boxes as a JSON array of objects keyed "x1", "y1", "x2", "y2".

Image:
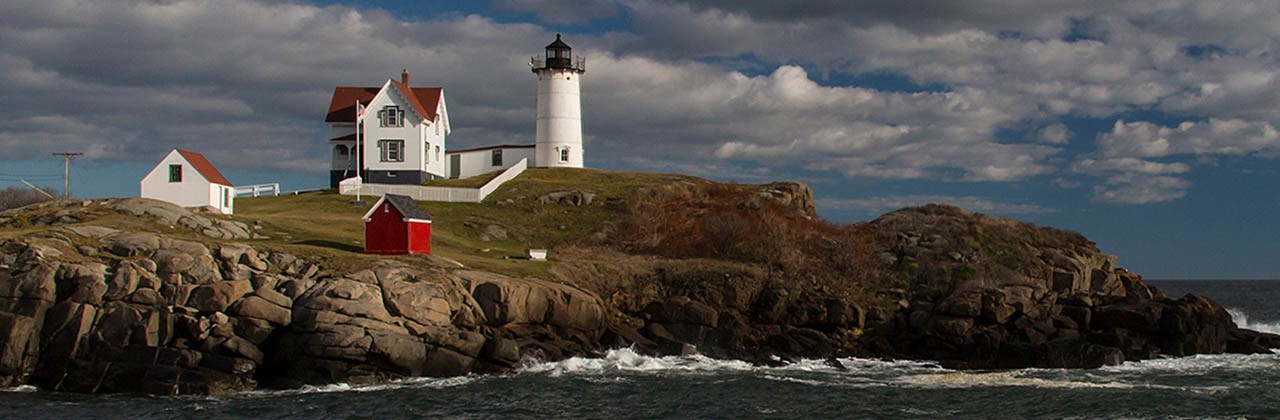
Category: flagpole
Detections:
[{"x1": 355, "y1": 99, "x2": 363, "y2": 203}]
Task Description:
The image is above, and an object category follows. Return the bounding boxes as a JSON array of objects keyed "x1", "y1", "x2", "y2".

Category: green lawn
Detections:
[{"x1": 234, "y1": 167, "x2": 691, "y2": 278}]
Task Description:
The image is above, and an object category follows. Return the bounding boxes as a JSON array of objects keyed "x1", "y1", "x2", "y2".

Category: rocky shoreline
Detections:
[{"x1": 1, "y1": 195, "x2": 1277, "y2": 395}]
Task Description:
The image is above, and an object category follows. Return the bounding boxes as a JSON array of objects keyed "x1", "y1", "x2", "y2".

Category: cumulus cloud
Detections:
[
  {"x1": 1072, "y1": 118, "x2": 1280, "y2": 203},
  {"x1": 592, "y1": 63, "x2": 1056, "y2": 182},
  {"x1": 1092, "y1": 174, "x2": 1192, "y2": 205},
  {"x1": 3, "y1": 0, "x2": 1280, "y2": 208},
  {"x1": 1038, "y1": 123, "x2": 1072, "y2": 144},
  {"x1": 606, "y1": 0, "x2": 1280, "y2": 206},
  {"x1": 494, "y1": 0, "x2": 620, "y2": 23},
  {"x1": 0, "y1": 0, "x2": 551, "y2": 170},
  {"x1": 818, "y1": 195, "x2": 1056, "y2": 218},
  {"x1": 1098, "y1": 119, "x2": 1280, "y2": 159}
]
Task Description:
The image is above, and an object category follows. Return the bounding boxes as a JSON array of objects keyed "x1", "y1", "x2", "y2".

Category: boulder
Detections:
[
  {"x1": 480, "y1": 337, "x2": 521, "y2": 366},
  {"x1": 56, "y1": 263, "x2": 109, "y2": 305},
  {"x1": 230, "y1": 295, "x2": 291, "y2": 326},
  {"x1": 188, "y1": 281, "x2": 253, "y2": 313},
  {"x1": 294, "y1": 278, "x2": 397, "y2": 325},
  {"x1": 926, "y1": 315, "x2": 974, "y2": 338},
  {"x1": 104, "y1": 232, "x2": 161, "y2": 257},
  {"x1": 153, "y1": 239, "x2": 220, "y2": 286},
  {"x1": 230, "y1": 316, "x2": 275, "y2": 345},
  {"x1": 471, "y1": 280, "x2": 545, "y2": 327},
  {"x1": 0, "y1": 313, "x2": 39, "y2": 386},
  {"x1": 642, "y1": 296, "x2": 719, "y2": 327},
  {"x1": 380, "y1": 276, "x2": 454, "y2": 327},
  {"x1": 1040, "y1": 338, "x2": 1124, "y2": 368},
  {"x1": 1093, "y1": 304, "x2": 1161, "y2": 332},
  {"x1": 937, "y1": 290, "x2": 982, "y2": 317}
]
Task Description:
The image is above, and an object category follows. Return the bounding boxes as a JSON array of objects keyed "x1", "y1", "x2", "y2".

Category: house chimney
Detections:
[{"x1": 401, "y1": 68, "x2": 410, "y2": 87}]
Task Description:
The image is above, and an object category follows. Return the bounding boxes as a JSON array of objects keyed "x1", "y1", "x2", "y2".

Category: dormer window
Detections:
[{"x1": 379, "y1": 106, "x2": 404, "y2": 127}]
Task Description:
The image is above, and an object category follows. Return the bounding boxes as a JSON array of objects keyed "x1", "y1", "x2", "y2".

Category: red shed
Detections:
[{"x1": 363, "y1": 194, "x2": 432, "y2": 255}]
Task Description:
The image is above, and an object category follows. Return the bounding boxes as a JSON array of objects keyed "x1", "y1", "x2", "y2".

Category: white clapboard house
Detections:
[
  {"x1": 140, "y1": 149, "x2": 235, "y2": 214},
  {"x1": 325, "y1": 69, "x2": 450, "y2": 187}
]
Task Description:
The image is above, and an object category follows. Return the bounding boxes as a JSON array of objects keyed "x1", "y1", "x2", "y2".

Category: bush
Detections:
[
  {"x1": 0, "y1": 186, "x2": 58, "y2": 211},
  {"x1": 615, "y1": 182, "x2": 871, "y2": 276}
]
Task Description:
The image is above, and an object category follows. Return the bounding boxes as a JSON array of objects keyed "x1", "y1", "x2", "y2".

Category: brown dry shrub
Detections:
[
  {"x1": 614, "y1": 182, "x2": 877, "y2": 278},
  {"x1": 0, "y1": 186, "x2": 57, "y2": 211}
]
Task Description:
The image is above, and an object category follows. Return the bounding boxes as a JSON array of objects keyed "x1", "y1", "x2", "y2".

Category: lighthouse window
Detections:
[
  {"x1": 560, "y1": 148, "x2": 570, "y2": 162},
  {"x1": 491, "y1": 149, "x2": 503, "y2": 166}
]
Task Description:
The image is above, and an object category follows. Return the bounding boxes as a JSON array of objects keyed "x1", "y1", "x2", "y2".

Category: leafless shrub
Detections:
[{"x1": 0, "y1": 186, "x2": 58, "y2": 211}]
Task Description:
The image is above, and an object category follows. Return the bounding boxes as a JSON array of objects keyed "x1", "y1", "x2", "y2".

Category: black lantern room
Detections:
[{"x1": 545, "y1": 34, "x2": 572, "y2": 69}]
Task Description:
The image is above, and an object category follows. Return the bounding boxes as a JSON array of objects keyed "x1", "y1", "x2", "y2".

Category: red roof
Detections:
[
  {"x1": 175, "y1": 149, "x2": 232, "y2": 187},
  {"x1": 325, "y1": 83, "x2": 443, "y2": 124}
]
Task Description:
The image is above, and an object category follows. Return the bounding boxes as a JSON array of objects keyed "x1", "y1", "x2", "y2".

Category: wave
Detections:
[
  {"x1": 894, "y1": 370, "x2": 1137, "y2": 390},
  {"x1": 209, "y1": 338, "x2": 1279, "y2": 398},
  {"x1": 1103, "y1": 352, "x2": 1280, "y2": 374},
  {"x1": 1227, "y1": 307, "x2": 1280, "y2": 335},
  {"x1": 519, "y1": 348, "x2": 755, "y2": 376},
  {"x1": 1, "y1": 385, "x2": 37, "y2": 393},
  {"x1": 520, "y1": 347, "x2": 1280, "y2": 393},
  {"x1": 242, "y1": 375, "x2": 478, "y2": 398},
  {"x1": 519, "y1": 347, "x2": 950, "y2": 377}
]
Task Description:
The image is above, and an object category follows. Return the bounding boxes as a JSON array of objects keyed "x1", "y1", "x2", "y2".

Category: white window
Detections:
[
  {"x1": 379, "y1": 106, "x2": 403, "y2": 127},
  {"x1": 379, "y1": 140, "x2": 404, "y2": 162},
  {"x1": 425, "y1": 142, "x2": 430, "y2": 163},
  {"x1": 168, "y1": 165, "x2": 182, "y2": 183},
  {"x1": 560, "y1": 147, "x2": 570, "y2": 162},
  {"x1": 436, "y1": 146, "x2": 441, "y2": 161}
]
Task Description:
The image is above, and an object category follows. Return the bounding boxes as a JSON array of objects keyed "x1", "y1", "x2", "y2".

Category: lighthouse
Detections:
[{"x1": 532, "y1": 34, "x2": 585, "y2": 168}]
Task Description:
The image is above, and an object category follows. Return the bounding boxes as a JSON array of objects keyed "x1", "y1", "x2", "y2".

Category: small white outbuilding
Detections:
[{"x1": 140, "y1": 149, "x2": 235, "y2": 214}]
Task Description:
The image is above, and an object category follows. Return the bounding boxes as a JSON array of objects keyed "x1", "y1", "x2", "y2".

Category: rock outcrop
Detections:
[
  {"x1": 0, "y1": 191, "x2": 1276, "y2": 396},
  {"x1": 0, "y1": 199, "x2": 609, "y2": 395}
]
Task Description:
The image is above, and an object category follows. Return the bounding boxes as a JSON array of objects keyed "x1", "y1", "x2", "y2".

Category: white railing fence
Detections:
[
  {"x1": 235, "y1": 183, "x2": 280, "y2": 197},
  {"x1": 340, "y1": 158, "x2": 527, "y2": 203}
]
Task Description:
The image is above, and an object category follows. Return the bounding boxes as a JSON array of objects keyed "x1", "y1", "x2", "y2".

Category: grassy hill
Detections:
[{"x1": 235, "y1": 168, "x2": 701, "y2": 277}]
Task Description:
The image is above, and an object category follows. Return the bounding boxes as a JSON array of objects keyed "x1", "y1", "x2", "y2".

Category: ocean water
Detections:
[{"x1": 2, "y1": 280, "x2": 1277, "y2": 419}]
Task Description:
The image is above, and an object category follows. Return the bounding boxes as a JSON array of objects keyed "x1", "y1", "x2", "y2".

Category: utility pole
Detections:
[{"x1": 52, "y1": 152, "x2": 83, "y2": 199}]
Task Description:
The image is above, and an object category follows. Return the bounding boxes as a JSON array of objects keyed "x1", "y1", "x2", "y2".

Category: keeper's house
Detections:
[
  {"x1": 325, "y1": 70, "x2": 450, "y2": 188},
  {"x1": 140, "y1": 149, "x2": 235, "y2": 214}
]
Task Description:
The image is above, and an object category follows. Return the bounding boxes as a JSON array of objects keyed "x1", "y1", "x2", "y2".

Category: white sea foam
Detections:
[
  {"x1": 245, "y1": 375, "x2": 477, "y2": 398},
  {"x1": 1103, "y1": 352, "x2": 1280, "y2": 374},
  {"x1": 520, "y1": 347, "x2": 950, "y2": 378},
  {"x1": 1, "y1": 385, "x2": 37, "y2": 393},
  {"x1": 1227, "y1": 307, "x2": 1280, "y2": 335},
  {"x1": 894, "y1": 370, "x2": 1136, "y2": 390},
  {"x1": 520, "y1": 348, "x2": 754, "y2": 376}
]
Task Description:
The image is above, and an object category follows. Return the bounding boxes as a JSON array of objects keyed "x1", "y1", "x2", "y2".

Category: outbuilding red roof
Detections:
[
  {"x1": 175, "y1": 149, "x2": 232, "y2": 187},
  {"x1": 325, "y1": 83, "x2": 443, "y2": 124}
]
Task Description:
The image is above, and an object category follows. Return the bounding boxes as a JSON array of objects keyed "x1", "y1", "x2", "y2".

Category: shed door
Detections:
[{"x1": 449, "y1": 154, "x2": 461, "y2": 178}]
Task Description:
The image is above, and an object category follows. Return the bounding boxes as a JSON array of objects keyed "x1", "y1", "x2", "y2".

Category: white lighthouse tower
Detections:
[{"x1": 532, "y1": 34, "x2": 585, "y2": 168}]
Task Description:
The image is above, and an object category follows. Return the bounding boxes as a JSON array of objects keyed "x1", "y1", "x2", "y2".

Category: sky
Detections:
[{"x1": 2, "y1": 0, "x2": 1279, "y2": 279}]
